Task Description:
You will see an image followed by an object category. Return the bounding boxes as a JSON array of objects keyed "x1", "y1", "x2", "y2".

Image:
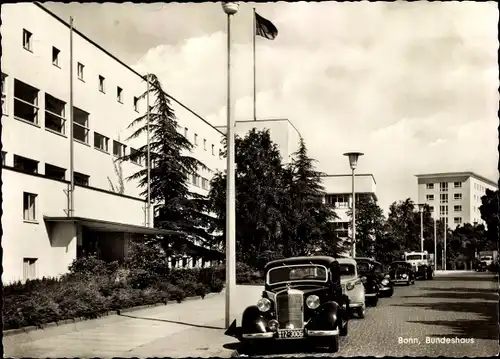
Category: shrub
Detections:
[
  {"x1": 67, "y1": 256, "x2": 118, "y2": 280},
  {"x1": 155, "y1": 281, "x2": 186, "y2": 303}
]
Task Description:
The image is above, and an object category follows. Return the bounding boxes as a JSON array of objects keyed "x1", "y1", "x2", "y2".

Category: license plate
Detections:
[{"x1": 278, "y1": 329, "x2": 304, "y2": 339}]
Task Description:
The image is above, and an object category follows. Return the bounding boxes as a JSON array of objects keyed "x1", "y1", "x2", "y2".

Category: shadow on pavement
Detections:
[
  {"x1": 431, "y1": 275, "x2": 496, "y2": 282},
  {"x1": 407, "y1": 319, "x2": 498, "y2": 341},
  {"x1": 418, "y1": 287, "x2": 498, "y2": 294},
  {"x1": 119, "y1": 314, "x2": 224, "y2": 330},
  {"x1": 400, "y1": 291, "x2": 498, "y2": 301},
  {"x1": 391, "y1": 300, "x2": 497, "y2": 320}
]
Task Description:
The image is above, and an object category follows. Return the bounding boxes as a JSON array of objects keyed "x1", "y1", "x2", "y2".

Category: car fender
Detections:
[
  {"x1": 241, "y1": 305, "x2": 268, "y2": 334},
  {"x1": 308, "y1": 301, "x2": 342, "y2": 331}
]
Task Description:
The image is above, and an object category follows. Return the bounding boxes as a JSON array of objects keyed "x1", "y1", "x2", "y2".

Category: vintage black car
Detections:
[
  {"x1": 388, "y1": 261, "x2": 415, "y2": 285},
  {"x1": 476, "y1": 260, "x2": 488, "y2": 272},
  {"x1": 356, "y1": 258, "x2": 394, "y2": 302},
  {"x1": 354, "y1": 257, "x2": 379, "y2": 307},
  {"x1": 225, "y1": 256, "x2": 350, "y2": 353}
]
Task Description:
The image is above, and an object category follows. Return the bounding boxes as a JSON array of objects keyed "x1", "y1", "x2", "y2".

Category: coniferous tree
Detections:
[{"x1": 119, "y1": 73, "x2": 216, "y2": 251}]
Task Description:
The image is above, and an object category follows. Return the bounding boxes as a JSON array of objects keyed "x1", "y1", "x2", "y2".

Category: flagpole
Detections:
[
  {"x1": 146, "y1": 75, "x2": 151, "y2": 227},
  {"x1": 252, "y1": 7, "x2": 256, "y2": 121},
  {"x1": 69, "y1": 16, "x2": 74, "y2": 217}
]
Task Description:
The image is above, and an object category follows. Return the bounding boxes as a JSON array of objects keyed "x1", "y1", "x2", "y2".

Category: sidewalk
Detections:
[{"x1": 3, "y1": 285, "x2": 264, "y2": 358}]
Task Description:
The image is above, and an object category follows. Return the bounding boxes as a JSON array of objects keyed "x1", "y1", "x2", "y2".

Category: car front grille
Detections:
[{"x1": 276, "y1": 290, "x2": 304, "y2": 329}]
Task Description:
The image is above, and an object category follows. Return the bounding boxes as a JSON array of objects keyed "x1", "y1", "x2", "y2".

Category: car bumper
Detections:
[
  {"x1": 241, "y1": 329, "x2": 339, "y2": 340},
  {"x1": 349, "y1": 301, "x2": 364, "y2": 308},
  {"x1": 379, "y1": 286, "x2": 392, "y2": 291},
  {"x1": 393, "y1": 279, "x2": 409, "y2": 284},
  {"x1": 365, "y1": 292, "x2": 377, "y2": 297}
]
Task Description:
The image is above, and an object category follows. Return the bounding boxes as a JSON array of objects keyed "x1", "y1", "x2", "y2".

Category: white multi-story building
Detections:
[
  {"x1": 322, "y1": 174, "x2": 378, "y2": 253},
  {"x1": 1, "y1": 2, "x2": 225, "y2": 283},
  {"x1": 216, "y1": 118, "x2": 302, "y2": 164},
  {"x1": 416, "y1": 172, "x2": 498, "y2": 230}
]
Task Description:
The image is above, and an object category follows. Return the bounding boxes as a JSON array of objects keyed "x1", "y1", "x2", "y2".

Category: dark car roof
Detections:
[{"x1": 264, "y1": 256, "x2": 337, "y2": 271}]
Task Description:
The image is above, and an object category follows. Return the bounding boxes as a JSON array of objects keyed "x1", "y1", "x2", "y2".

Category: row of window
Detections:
[
  {"x1": 11, "y1": 154, "x2": 90, "y2": 186},
  {"x1": 426, "y1": 193, "x2": 463, "y2": 202},
  {"x1": 19, "y1": 29, "x2": 223, "y2": 158},
  {"x1": 425, "y1": 181, "x2": 462, "y2": 191},
  {"x1": 474, "y1": 183, "x2": 486, "y2": 192}
]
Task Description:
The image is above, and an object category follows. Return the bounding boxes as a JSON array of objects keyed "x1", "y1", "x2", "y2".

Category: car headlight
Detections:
[
  {"x1": 346, "y1": 282, "x2": 355, "y2": 291},
  {"x1": 257, "y1": 298, "x2": 271, "y2": 312},
  {"x1": 381, "y1": 279, "x2": 389, "y2": 285},
  {"x1": 402, "y1": 274, "x2": 408, "y2": 278},
  {"x1": 306, "y1": 295, "x2": 320, "y2": 309}
]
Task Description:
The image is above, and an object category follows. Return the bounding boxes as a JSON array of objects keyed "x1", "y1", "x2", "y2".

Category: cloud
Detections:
[{"x1": 62, "y1": 1, "x2": 498, "y2": 213}]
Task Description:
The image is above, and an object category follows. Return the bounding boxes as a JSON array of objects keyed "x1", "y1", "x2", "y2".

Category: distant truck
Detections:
[{"x1": 403, "y1": 251, "x2": 434, "y2": 280}]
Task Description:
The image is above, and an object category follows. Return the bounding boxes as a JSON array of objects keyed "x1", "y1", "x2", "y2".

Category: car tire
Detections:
[
  {"x1": 325, "y1": 335, "x2": 339, "y2": 353},
  {"x1": 405, "y1": 280, "x2": 410, "y2": 286},
  {"x1": 357, "y1": 304, "x2": 366, "y2": 319}
]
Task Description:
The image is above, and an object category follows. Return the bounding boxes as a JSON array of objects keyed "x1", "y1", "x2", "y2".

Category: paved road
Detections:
[
  {"x1": 4, "y1": 272, "x2": 498, "y2": 358},
  {"x1": 235, "y1": 272, "x2": 499, "y2": 357}
]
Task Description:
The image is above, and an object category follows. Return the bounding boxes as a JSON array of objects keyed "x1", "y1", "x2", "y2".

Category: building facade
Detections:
[
  {"x1": 321, "y1": 174, "x2": 378, "y2": 255},
  {"x1": 1, "y1": 3, "x2": 225, "y2": 283},
  {"x1": 216, "y1": 118, "x2": 302, "y2": 164},
  {"x1": 415, "y1": 172, "x2": 498, "y2": 230}
]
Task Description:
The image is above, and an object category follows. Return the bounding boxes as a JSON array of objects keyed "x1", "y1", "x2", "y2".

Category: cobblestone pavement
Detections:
[{"x1": 235, "y1": 272, "x2": 499, "y2": 357}]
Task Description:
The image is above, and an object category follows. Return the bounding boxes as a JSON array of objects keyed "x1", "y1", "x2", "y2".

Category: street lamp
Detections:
[
  {"x1": 473, "y1": 221, "x2": 478, "y2": 260},
  {"x1": 433, "y1": 211, "x2": 437, "y2": 269},
  {"x1": 222, "y1": 1, "x2": 239, "y2": 330},
  {"x1": 343, "y1": 152, "x2": 364, "y2": 258},
  {"x1": 418, "y1": 204, "x2": 424, "y2": 252}
]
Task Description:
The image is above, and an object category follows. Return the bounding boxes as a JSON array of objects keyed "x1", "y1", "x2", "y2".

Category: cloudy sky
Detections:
[{"x1": 45, "y1": 1, "x2": 499, "y2": 214}]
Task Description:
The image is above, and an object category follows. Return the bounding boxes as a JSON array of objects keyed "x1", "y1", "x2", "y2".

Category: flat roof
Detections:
[
  {"x1": 415, "y1": 172, "x2": 498, "y2": 188},
  {"x1": 33, "y1": 2, "x2": 224, "y2": 136}
]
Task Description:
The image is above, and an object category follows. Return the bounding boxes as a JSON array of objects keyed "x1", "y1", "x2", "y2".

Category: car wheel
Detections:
[
  {"x1": 340, "y1": 317, "x2": 348, "y2": 336},
  {"x1": 325, "y1": 334, "x2": 339, "y2": 353},
  {"x1": 357, "y1": 304, "x2": 366, "y2": 319}
]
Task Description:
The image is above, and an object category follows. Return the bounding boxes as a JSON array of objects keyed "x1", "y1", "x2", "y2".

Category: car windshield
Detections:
[
  {"x1": 406, "y1": 255, "x2": 422, "y2": 260},
  {"x1": 357, "y1": 262, "x2": 370, "y2": 273},
  {"x1": 480, "y1": 256, "x2": 492, "y2": 260},
  {"x1": 339, "y1": 264, "x2": 356, "y2": 277},
  {"x1": 267, "y1": 265, "x2": 327, "y2": 285}
]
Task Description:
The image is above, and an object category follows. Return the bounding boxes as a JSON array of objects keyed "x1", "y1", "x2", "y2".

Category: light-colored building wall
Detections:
[
  {"x1": 416, "y1": 172, "x2": 498, "y2": 230},
  {"x1": 216, "y1": 118, "x2": 302, "y2": 164},
  {"x1": 1, "y1": 3, "x2": 225, "y2": 283}
]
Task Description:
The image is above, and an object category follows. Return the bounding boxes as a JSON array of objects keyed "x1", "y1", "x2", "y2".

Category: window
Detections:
[
  {"x1": 203, "y1": 139, "x2": 207, "y2": 151},
  {"x1": 439, "y1": 205, "x2": 448, "y2": 216},
  {"x1": 94, "y1": 132, "x2": 109, "y2": 152},
  {"x1": 113, "y1": 140, "x2": 126, "y2": 157},
  {"x1": 77, "y1": 62, "x2": 84, "y2": 81},
  {"x1": 440, "y1": 193, "x2": 448, "y2": 204},
  {"x1": 182, "y1": 257, "x2": 188, "y2": 268},
  {"x1": 133, "y1": 96, "x2": 139, "y2": 112},
  {"x1": 191, "y1": 173, "x2": 200, "y2": 187},
  {"x1": 426, "y1": 183, "x2": 434, "y2": 190},
  {"x1": 13, "y1": 155, "x2": 38, "y2": 174},
  {"x1": 45, "y1": 163, "x2": 66, "y2": 180},
  {"x1": 201, "y1": 177, "x2": 209, "y2": 190},
  {"x1": 454, "y1": 181, "x2": 462, "y2": 188},
  {"x1": 98, "y1": 75, "x2": 105, "y2": 93},
  {"x1": 333, "y1": 222, "x2": 349, "y2": 238},
  {"x1": 130, "y1": 148, "x2": 142, "y2": 165},
  {"x1": 73, "y1": 107, "x2": 89, "y2": 143},
  {"x1": 194, "y1": 133, "x2": 198, "y2": 146},
  {"x1": 454, "y1": 205, "x2": 462, "y2": 212},
  {"x1": 454, "y1": 217, "x2": 462, "y2": 224},
  {"x1": 211, "y1": 144, "x2": 215, "y2": 155},
  {"x1": 45, "y1": 93, "x2": 66, "y2": 134},
  {"x1": 2, "y1": 73, "x2": 7, "y2": 115},
  {"x1": 1, "y1": 151, "x2": 6, "y2": 166},
  {"x1": 454, "y1": 193, "x2": 462, "y2": 200},
  {"x1": 428, "y1": 206, "x2": 434, "y2": 213},
  {"x1": 325, "y1": 194, "x2": 350, "y2": 209},
  {"x1": 426, "y1": 194, "x2": 434, "y2": 201},
  {"x1": 23, "y1": 258, "x2": 37, "y2": 281},
  {"x1": 117, "y1": 86, "x2": 123, "y2": 103},
  {"x1": 23, "y1": 29, "x2": 33, "y2": 51},
  {"x1": 74, "y1": 172, "x2": 89, "y2": 186},
  {"x1": 14, "y1": 79, "x2": 39, "y2": 124},
  {"x1": 439, "y1": 182, "x2": 448, "y2": 192},
  {"x1": 52, "y1": 47, "x2": 60, "y2": 67},
  {"x1": 23, "y1": 192, "x2": 37, "y2": 221},
  {"x1": 184, "y1": 127, "x2": 188, "y2": 137}
]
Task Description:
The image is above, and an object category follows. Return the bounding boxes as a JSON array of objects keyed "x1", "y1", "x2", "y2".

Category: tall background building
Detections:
[
  {"x1": 416, "y1": 172, "x2": 498, "y2": 230},
  {"x1": 1, "y1": 2, "x2": 225, "y2": 283}
]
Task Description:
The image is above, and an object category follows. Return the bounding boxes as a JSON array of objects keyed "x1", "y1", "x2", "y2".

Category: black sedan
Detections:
[{"x1": 388, "y1": 261, "x2": 415, "y2": 285}]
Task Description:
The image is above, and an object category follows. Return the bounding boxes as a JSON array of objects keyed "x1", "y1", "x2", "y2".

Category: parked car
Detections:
[
  {"x1": 337, "y1": 257, "x2": 366, "y2": 318},
  {"x1": 354, "y1": 257, "x2": 379, "y2": 306},
  {"x1": 225, "y1": 256, "x2": 350, "y2": 353},
  {"x1": 372, "y1": 260, "x2": 394, "y2": 298},
  {"x1": 476, "y1": 260, "x2": 488, "y2": 272},
  {"x1": 388, "y1": 261, "x2": 415, "y2": 285}
]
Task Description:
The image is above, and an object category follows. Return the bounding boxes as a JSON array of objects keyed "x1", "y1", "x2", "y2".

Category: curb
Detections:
[{"x1": 3, "y1": 292, "x2": 221, "y2": 337}]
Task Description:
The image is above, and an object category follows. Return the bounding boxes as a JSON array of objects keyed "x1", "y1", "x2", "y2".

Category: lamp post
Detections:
[
  {"x1": 222, "y1": 1, "x2": 239, "y2": 330},
  {"x1": 443, "y1": 217, "x2": 447, "y2": 271},
  {"x1": 343, "y1": 152, "x2": 364, "y2": 258},
  {"x1": 418, "y1": 204, "x2": 424, "y2": 252},
  {"x1": 433, "y1": 211, "x2": 437, "y2": 269}
]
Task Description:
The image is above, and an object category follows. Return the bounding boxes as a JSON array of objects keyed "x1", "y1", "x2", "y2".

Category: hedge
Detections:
[{"x1": 3, "y1": 256, "x2": 263, "y2": 331}]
